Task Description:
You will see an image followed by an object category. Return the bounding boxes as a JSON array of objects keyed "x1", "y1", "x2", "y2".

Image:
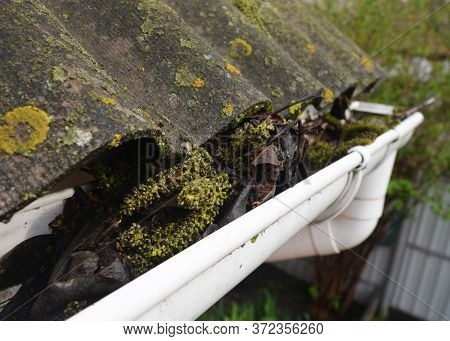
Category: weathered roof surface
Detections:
[{"x1": 0, "y1": 0, "x2": 383, "y2": 219}]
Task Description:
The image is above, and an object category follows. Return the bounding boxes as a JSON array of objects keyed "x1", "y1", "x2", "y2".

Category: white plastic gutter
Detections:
[
  {"x1": 70, "y1": 112, "x2": 423, "y2": 320},
  {"x1": 0, "y1": 112, "x2": 424, "y2": 321}
]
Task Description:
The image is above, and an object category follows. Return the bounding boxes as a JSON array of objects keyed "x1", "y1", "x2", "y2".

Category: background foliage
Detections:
[{"x1": 320, "y1": 0, "x2": 449, "y2": 217}]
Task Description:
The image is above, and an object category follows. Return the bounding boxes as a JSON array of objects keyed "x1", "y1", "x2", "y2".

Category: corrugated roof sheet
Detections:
[{"x1": 0, "y1": 0, "x2": 383, "y2": 219}]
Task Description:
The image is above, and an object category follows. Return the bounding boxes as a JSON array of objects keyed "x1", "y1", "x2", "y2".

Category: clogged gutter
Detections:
[{"x1": 0, "y1": 90, "x2": 411, "y2": 320}]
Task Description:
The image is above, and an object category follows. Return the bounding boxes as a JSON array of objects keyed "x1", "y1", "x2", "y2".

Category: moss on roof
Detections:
[{"x1": 0, "y1": 0, "x2": 382, "y2": 220}]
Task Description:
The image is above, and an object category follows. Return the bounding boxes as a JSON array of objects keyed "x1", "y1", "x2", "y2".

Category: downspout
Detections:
[{"x1": 268, "y1": 151, "x2": 397, "y2": 260}]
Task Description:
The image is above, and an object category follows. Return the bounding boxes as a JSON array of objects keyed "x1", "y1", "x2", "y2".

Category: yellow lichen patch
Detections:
[
  {"x1": 101, "y1": 97, "x2": 117, "y2": 106},
  {"x1": 226, "y1": 63, "x2": 241, "y2": 75},
  {"x1": 109, "y1": 134, "x2": 122, "y2": 148},
  {"x1": 360, "y1": 55, "x2": 375, "y2": 71},
  {"x1": 138, "y1": 66, "x2": 145, "y2": 72},
  {"x1": 305, "y1": 43, "x2": 316, "y2": 54},
  {"x1": 323, "y1": 88, "x2": 334, "y2": 103},
  {"x1": 0, "y1": 106, "x2": 50, "y2": 155},
  {"x1": 192, "y1": 78, "x2": 205, "y2": 88},
  {"x1": 229, "y1": 38, "x2": 253, "y2": 58},
  {"x1": 221, "y1": 103, "x2": 234, "y2": 117}
]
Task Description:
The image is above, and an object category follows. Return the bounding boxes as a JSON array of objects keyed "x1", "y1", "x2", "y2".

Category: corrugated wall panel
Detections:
[
  {"x1": 379, "y1": 188, "x2": 450, "y2": 320},
  {"x1": 355, "y1": 186, "x2": 449, "y2": 321}
]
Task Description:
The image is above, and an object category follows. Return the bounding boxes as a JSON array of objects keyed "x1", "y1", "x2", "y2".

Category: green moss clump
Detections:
[
  {"x1": 308, "y1": 137, "x2": 376, "y2": 170},
  {"x1": 334, "y1": 137, "x2": 375, "y2": 157},
  {"x1": 308, "y1": 140, "x2": 335, "y2": 170},
  {"x1": 230, "y1": 118, "x2": 274, "y2": 152},
  {"x1": 90, "y1": 159, "x2": 136, "y2": 197},
  {"x1": 177, "y1": 175, "x2": 229, "y2": 210},
  {"x1": 116, "y1": 174, "x2": 230, "y2": 274},
  {"x1": 309, "y1": 115, "x2": 395, "y2": 169},
  {"x1": 341, "y1": 118, "x2": 389, "y2": 141},
  {"x1": 323, "y1": 114, "x2": 343, "y2": 131},
  {"x1": 216, "y1": 118, "x2": 275, "y2": 179},
  {"x1": 22, "y1": 192, "x2": 37, "y2": 201},
  {"x1": 288, "y1": 101, "x2": 302, "y2": 119},
  {"x1": 0, "y1": 106, "x2": 50, "y2": 155},
  {"x1": 120, "y1": 147, "x2": 214, "y2": 216}
]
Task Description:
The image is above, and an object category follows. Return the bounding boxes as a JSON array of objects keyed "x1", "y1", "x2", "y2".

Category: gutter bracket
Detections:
[
  {"x1": 348, "y1": 145, "x2": 372, "y2": 170},
  {"x1": 314, "y1": 170, "x2": 363, "y2": 223}
]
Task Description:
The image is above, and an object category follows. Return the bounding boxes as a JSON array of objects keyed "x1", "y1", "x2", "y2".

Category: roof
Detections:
[{"x1": 0, "y1": 0, "x2": 383, "y2": 220}]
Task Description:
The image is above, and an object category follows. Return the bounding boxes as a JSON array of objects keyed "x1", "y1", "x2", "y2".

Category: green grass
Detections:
[
  {"x1": 199, "y1": 289, "x2": 281, "y2": 321},
  {"x1": 198, "y1": 265, "x2": 312, "y2": 321}
]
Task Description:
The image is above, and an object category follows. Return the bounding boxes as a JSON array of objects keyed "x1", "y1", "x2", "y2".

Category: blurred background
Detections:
[{"x1": 199, "y1": 0, "x2": 449, "y2": 321}]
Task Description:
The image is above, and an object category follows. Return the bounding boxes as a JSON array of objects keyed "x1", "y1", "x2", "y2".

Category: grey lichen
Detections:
[{"x1": 52, "y1": 65, "x2": 67, "y2": 83}]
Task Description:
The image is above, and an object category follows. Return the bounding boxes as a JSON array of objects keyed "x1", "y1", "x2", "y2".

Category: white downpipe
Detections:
[
  {"x1": 268, "y1": 151, "x2": 397, "y2": 260},
  {"x1": 70, "y1": 112, "x2": 424, "y2": 320}
]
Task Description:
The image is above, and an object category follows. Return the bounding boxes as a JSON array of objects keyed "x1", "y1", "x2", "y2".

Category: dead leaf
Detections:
[{"x1": 252, "y1": 145, "x2": 280, "y2": 167}]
